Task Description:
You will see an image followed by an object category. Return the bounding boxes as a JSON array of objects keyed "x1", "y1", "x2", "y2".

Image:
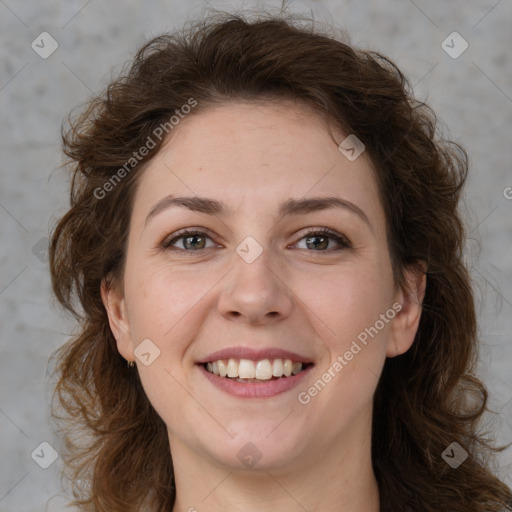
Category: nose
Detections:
[{"x1": 217, "y1": 246, "x2": 293, "y2": 326}]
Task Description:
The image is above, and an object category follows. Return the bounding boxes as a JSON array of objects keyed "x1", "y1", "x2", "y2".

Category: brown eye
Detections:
[{"x1": 295, "y1": 229, "x2": 352, "y2": 252}]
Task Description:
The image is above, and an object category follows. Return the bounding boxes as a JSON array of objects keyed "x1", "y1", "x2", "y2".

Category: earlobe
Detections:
[
  {"x1": 100, "y1": 277, "x2": 134, "y2": 361},
  {"x1": 386, "y1": 261, "x2": 427, "y2": 358}
]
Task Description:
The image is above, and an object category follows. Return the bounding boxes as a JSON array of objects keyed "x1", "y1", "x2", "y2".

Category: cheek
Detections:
[
  {"x1": 296, "y1": 261, "x2": 394, "y2": 408},
  {"x1": 295, "y1": 260, "x2": 393, "y2": 341},
  {"x1": 123, "y1": 259, "x2": 220, "y2": 351},
  {"x1": 302, "y1": 267, "x2": 393, "y2": 417},
  {"x1": 123, "y1": 262, "x2": 180, "y2": 341}
]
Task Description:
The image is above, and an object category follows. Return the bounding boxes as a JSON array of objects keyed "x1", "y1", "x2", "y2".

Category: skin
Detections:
[{"x1": 102, "y1": 100, "x2": 426, "y2": 512}]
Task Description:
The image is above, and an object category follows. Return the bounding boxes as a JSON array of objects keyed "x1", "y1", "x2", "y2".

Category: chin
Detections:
[{"x1": 198, "y1": 421, "x2": 309, "y2": 471}]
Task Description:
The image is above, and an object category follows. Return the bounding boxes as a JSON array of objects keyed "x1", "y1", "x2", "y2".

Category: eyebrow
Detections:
[{"x1": 144, "y1": 195, "x2": 372, "y2": 231}]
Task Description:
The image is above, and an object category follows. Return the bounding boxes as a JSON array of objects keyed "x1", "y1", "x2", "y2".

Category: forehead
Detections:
[{"x1": 132, "y1": 101, "x2": 385, "y2": 232}]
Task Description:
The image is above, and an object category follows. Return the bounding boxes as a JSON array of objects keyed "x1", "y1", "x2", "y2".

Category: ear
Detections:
[
  {"x1": 100, "y1": 275, "x2": 134, "y2": 361},
  {"x1": 386, "y1": 261, "x2": 427, "y2": 358}
]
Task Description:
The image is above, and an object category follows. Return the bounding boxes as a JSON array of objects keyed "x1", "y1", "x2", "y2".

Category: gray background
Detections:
[{"x1": 1, "y1": 1, "x2": 511, "y2": 510}]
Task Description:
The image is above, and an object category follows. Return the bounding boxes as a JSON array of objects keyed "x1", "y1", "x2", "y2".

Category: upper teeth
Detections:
[{"x1": 205, "y1": 358, "x2": 303, "y2": 380}]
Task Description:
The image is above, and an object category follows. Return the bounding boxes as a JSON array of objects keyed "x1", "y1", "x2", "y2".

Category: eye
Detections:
[
  {"x1": 293, "y1": 228, "x2": 352, "y2": 252},
  {"x1": 162, "y1": 230, "x2": 217, "y2": 251}
]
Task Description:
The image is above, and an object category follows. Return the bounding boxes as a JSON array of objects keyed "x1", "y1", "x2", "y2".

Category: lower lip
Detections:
[{"x1": 197, "y1": 363, "x2": 313, "y2": 398}]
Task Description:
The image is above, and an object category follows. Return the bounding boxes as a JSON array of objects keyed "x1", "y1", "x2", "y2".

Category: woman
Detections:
[{"x1": 49, "y1": 10, "x2": 512, "y2": 512}]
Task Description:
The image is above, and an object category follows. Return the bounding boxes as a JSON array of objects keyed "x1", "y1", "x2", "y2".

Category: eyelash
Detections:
[{"x1": 161, "y1": 228, "x2": 352, "y2": 254}]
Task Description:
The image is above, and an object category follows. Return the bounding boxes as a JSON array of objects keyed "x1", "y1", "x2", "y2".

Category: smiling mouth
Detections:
[{"x1": 202, "y1": 358, "x2": 312, "y2": 382}]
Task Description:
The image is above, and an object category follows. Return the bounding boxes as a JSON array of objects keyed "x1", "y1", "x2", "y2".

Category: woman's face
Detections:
[{"x1": 103, "y1": 100, "x2": 424, "y2": 473}]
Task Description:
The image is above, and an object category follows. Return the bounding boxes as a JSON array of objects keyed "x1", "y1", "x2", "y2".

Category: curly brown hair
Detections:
[{"x1": 49, "y1": 9, "x2": 512, "y2": 512}]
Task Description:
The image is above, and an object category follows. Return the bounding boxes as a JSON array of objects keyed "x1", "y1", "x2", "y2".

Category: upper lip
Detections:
[{"x1": 196, "y1": 346, "x2": 314, "y2": 364}]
